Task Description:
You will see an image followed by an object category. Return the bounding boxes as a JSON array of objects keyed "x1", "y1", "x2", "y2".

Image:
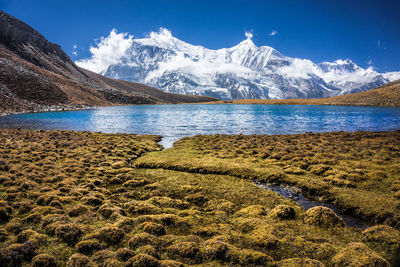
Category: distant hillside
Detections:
[
  {"x1": 0, "y1": 11, "x2": 216, "y2": 114},
  {"x1": 207, "y1": 80, "x2": 400, "y2": 107},
  {"x1": 321, "y1": 80, "x2": 400, "y2": 107}
]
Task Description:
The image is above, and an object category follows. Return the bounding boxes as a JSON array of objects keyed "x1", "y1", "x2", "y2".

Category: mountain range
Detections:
[
  {"x1": 0, "y1": 11, "x2": 215, "y2": 114},
  {"x1": 1, "y1": 10, "x2": 399, "y2": 113},
  {"x1": 77, "y1": 28, "x2": 400, "y2": 100}
]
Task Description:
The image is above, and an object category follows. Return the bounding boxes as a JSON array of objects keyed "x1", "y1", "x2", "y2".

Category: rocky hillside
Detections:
[
  {"x1": 0, "y1": 11, "x2": 216, "y2": 114},
  {"x1": 322, "y1": 79, "x2": 400, "y2": 107}
]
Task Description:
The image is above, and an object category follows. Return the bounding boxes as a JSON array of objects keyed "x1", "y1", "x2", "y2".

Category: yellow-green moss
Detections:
[
  {"x1": 129, "y1": 253, "x2": 161, "y2": 267},
  {"x1": 140, "y1": 222, "x2": 166, "y2": 236},
  {"x1": 0, "y1": 129, "x2": 398, "y2": 265},
  {"x1": 304, "y1": 206, "x2": 344, "y2": 227},
  {"x1": 331, "y1": 242, "x2": 389, "y2": 266},
  {"x1": 270, "y1": 205, "x2": 296, "y2": 220},
  {"x1": 274, "y1": 257, "x2": 325, "y2": 267},
  {"x1": 31, "y1": 254, "x2": 57, "y2": 267},
  {"x1": 67, "y1": 253, "x2": 91, "y2": 267},
  {"x1": 236, "y1": 205, "x2": 267, "y2": 217}
]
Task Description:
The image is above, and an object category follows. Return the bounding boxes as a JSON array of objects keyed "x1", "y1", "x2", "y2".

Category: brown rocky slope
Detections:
[{"x1": 0, "y1": 10, "x2": 216, "y2": 114}]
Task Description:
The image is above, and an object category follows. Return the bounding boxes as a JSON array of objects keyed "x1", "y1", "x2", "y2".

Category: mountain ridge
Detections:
[
  {"x1": 206, "y1": 79, "x2": 400, "y2": 107},
  {"x1": 78, "y1": 28, "x2": 400, "y2": 100}
]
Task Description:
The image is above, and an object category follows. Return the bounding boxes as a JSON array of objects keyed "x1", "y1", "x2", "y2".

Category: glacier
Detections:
[{"x1": 76, "y1": 28, "x2": 400, "y2": 100}]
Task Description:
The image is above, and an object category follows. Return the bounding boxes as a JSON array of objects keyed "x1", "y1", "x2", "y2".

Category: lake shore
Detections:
[
  {"x1": 0, "y1": 129, "x2": 399, "y2": 266},
  {"x1": 0, "y1": 105, "x2": 96, "y2": 117},
  {"x1": 2, "y1": 88, "x2": 400, "y2": 117},
  {"x1": 197, "y1": 97, "x2": 400, "y2": 107}
]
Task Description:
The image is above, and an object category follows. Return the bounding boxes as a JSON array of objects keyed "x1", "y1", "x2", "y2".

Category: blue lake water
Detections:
[{"x1": 1, "y1": 104, "x2": 400, "y2": 148}]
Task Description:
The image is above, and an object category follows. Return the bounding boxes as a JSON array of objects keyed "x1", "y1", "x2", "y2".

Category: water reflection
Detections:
[{"x1": 1, "y1": 104, "x2": 399, "y2": 148}]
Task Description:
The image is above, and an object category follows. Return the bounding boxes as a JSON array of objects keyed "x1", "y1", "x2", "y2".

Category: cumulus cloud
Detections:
[
  {"x1": 75, "y1": 29, "x2": 133, "y2": 74},
  {"x1": 268, "y1": 30, "x2": 278, "y2": 36},
  {"x1": 245, "y1": 31, "x2": 253, "y2": 39},
  {"x1": 148, "y1": 27, "x2": 173, "y2": 39},
  {"x1": 277, "y1": 58, "x2": 318, "y2": 79},
  {"x1": 145, "y1": 53, "x2": 253, "y2": 83}
]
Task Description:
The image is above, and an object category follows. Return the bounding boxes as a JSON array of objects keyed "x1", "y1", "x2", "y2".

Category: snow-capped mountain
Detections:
[{"x1": 76, "y1": 28, "x2": 400, "y2": 100}]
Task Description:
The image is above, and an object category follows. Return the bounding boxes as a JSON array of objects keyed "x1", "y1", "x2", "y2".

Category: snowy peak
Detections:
[
  {"x1": 76, "y1": 28, "x2": 398, "y2": 100},
  {"x1": 318, "y1": 59, "x2": 361, "y2": 73},
  {"x1": 135, "y1": 28, "x2": 192, "y2": 52},
  {"x1": 231, "y1": 38, "x2": 257, "y2": 50}
]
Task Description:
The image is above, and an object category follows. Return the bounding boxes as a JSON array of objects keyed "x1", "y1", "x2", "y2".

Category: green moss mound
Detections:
[
  {"x1": 129, "y1": 253, "x2": 161, "y2": 267},
  {"x1": 331, "y1": 242, "x2": 389, "y2": 267},
  {"x1": 304, "y1": 206, "x2": 344, "y2": 227},
  {"x1": 361, "y1": 225, "x2": 400, "y2": 264},
  {"x1": 270, "y1": 205, "x2": 296, "y2": 220},
  {"x1": 362, "y1": 225, "x2": 400, "y2": 247},
  {"x1": 31, "y1": 254, "x2": 57, "y2": 267},
  {"x1": 67, "y1": 253, "x2": 91, "y2": 267}
]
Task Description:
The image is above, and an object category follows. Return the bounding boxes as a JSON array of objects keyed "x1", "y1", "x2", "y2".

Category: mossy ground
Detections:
[
  {"x1": 136, "y1": 131, "x2": 400, "y2": 228},
  {"x1": 0, "y1": 129, "x2": 399, "y2": 266}
]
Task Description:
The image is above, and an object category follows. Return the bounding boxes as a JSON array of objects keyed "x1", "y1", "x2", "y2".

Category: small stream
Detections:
[{"x1": 254, "y1": 181, "x2": 370, "y2": 229}]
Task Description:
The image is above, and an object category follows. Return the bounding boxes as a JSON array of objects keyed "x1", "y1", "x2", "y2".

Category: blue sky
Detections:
[{"x1": 1, "y1": 0, "x2": 399, "y2": 72}]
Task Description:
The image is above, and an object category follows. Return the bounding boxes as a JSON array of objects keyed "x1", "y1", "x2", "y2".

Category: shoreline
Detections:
[
  {"x1": 195, "y1": 99, "x2": 400, "y2": 108},
  {"x1": 0, "y1": 101, "x2": 170, "y2": 117},
  {"x1": 0, "y1": 104, "x2": 97, "y2": 117}
]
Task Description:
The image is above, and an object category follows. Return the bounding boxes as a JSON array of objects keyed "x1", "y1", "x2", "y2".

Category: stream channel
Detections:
[{"x1": 254, "y1": 182, "x2": 370, "y2": 229}]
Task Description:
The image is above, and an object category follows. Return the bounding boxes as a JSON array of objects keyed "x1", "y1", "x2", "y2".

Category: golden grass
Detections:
[{"x1": 0, "y1": 129, "x2": 399, "y2": 266}]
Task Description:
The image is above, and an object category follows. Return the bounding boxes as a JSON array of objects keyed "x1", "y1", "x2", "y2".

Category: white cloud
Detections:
[
  {"x1": 72, "y1": 44, "x2": 78, "y2": 56},
  {"x1": 75, "y1": 29, "x2": 133, "y2": 74},
  {"x1": 377, "y1": 40, "x2": 381, "y2": 48},
  {"x1": 145, "y1": 52, "x2": 253, "y2": 83},
  {"x1": 245, "y1": 31, "x2": 253, "y2": 39},
  {"x1": 268, "y1": 30, "x2": 278, "y2": 36},
  {"x1": 367, "y1": 59, "x2": 373, "y2": 66},
  {"x1": 148, "y1": 27, "x2": 173, "y2": 39},
  {"x1": 383, "y1": 71, "x2": 400, "y2": 82},
  {"x1": 277, "y1": 58, "x2": 318, "y2": 79}
]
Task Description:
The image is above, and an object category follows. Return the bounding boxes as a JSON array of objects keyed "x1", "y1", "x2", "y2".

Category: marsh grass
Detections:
[
  {"x1": 136, "y1": 131, "x2": 400, "y2": 229},
  {"x1": 0, "y1": 129, "x2": 398, "y2": 266}
]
